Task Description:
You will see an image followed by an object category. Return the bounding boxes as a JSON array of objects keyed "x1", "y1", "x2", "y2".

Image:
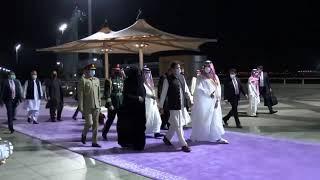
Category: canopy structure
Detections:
[
  {"x1": 38, "y1": 19, "x2": 217, "y2": 78},
  {"x1": 38, "y1": 26, "x2": 136, "y2": 78}
]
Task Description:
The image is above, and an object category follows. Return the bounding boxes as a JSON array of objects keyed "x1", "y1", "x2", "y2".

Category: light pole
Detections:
[
  {"x1": 15, "y1": 43, "x2": 21, "y2": 64},
  {"x1": 88, "y1": 0, "x2": 92, "y2": 36}
]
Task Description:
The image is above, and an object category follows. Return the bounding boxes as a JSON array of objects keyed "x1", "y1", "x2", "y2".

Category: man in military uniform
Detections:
[
  {"x1": 78, "y1": 64, "x2": 101, "y2": 147},
  {"x1": 102, "y1": 64, "x2": 125, "y2": 140}
]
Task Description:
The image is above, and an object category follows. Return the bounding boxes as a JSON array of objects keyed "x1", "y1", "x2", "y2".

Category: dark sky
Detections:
[{"x1": 1, "y1": 0, "x2": 320, "y2": 77}]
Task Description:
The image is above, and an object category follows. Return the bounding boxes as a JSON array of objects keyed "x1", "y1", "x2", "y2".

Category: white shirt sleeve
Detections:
[
  {"x1": 23, "y1": 81, "x2": 28, "y2": 99},
  {"x1": 184, "y1": 78, "x2": 193, "y2": 103},
  {"x1": 159, "y1": 79, "x2": 169, "y2": 109}
]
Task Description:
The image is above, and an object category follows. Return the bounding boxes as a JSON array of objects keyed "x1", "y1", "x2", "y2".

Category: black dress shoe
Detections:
[
  {"x1": 102, "y1": 131, "x2": 108, "y2": 141},
  {"x1": 161, "y1": 126, "x2": 169, "y2": 130},
  {"x1": 57, "y1": 118, "x2": 62, "y2": 121},
  {"x1": 92, "y1": 143, "x2": 101, "y2": 148},
  {"x1": 81, "y1": 134, "x2": 86, "y2": 144},
  {"x1": 27, "y1": 118, "x2": 31, "y2": 123},
  {"x1": 51, "y1": 119, "x2": 56, "y2": 122},
  {"x1": 163, "y1": 136, "x2": 172, "y2": 146},
  {"x1": 236, "y1": 125, "x2": 243, "y2": 128},
  {"x1": 72, "y1": 116, "x2": 77, "y2": 120},
  {"x1": 223, "y1": 117, "x2": 229, "y2": 126},
  {"x1": 10, "y1": 130, "x2": 15, "y2": 134},
  {"x1": 33, "y1": 121, "x2": 39, "y2": 124},
  {"x1": 270, "y1": 110, "x2": 278, "y2": 114},
  {"x1": 181, "y1": 146, "x2": 191, "y2": 153},
  {"x1": 154, "y1": 133, "x2": 164, "y2": 138}
]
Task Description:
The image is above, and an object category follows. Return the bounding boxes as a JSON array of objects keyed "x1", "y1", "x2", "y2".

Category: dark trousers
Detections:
[
  {"x1": 223, "y1": 99, "x2": 241, "y2": 126},
  {"x1": 102, "y1": 108, "x2": 118, "y2": 134},
  {"x1": 260, "y1": 87, "x2": 273, "y2": 112},
  {"x1": 161, "y1": 108, "x2": 170, "y2": 129},
  {"x1": 73, "y1": 107, "x2": 80, "y2": 118},
  {"x1": 5, "y1": 99, "x2": 19, "y2": 131},
  {"x1": 50, "y1": 103, "x2": 63, "y2": 120}
]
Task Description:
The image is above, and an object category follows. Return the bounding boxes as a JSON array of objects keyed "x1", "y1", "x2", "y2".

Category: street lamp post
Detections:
[
  {"x1": 59, "y1": 23, "x2": 68, "y2": 35},
  {"x1": 15, "y1": 44, "x2": 21, "y2": 64},
  {"x1": 88, "y1": 0, "x2": 92, "y2": 35}
]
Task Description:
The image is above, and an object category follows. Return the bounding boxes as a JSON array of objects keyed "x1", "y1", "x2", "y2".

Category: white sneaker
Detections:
[{"x1": 216, "y1": 138, "x2": 229, "y2": 144}]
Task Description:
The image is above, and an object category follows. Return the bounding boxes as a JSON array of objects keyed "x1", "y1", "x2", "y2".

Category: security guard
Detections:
[
  {"x1": 102, "y1": 64, "x2": 125, "y2": 140},
  {"x1": 78, "y1": 64, "x2": 101, "y2": 147}
]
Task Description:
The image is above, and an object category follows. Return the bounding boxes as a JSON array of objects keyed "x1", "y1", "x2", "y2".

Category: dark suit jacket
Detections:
[
  {"x1": 260, "y1": 72, "x2": 271, "y2": 94},
  {"x1": 224, "y1": 77, "x2": 246, "y2": 102},
  {"x1": 0, "y1": 79, "x2": 23, "y2": 102}
]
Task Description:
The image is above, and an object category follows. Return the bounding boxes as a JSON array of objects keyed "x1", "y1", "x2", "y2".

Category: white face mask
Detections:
[
  {"x1": 32, "y1": 75, "x2": 37, "y2": 80},
  {"x1": 204, "y1": 67, "x2": 211, "y2": 74},
  {"x1": 175, "y1": 68, "x2": 181, "y2": 75},
  {"x1": 230, "y1": 74, "x2": 236, "y2": 79},
  {"x1": 89, "y1": 70, "x2": 95, "y2": 77}
]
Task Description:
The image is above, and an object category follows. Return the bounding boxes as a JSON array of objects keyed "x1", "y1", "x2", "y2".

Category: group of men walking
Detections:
[{"x1": 0, "y1": 61, "x2": 277, "y2": 153}]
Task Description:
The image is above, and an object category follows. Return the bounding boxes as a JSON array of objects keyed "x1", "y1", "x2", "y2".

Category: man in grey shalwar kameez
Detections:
[{"x1": 46, "y1": 71, "x2": 64, "y2": 122}]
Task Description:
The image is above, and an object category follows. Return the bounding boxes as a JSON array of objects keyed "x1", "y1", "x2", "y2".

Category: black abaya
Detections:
[{"x1": 117, "y1": 66, "x2": 146, "y2": 150}]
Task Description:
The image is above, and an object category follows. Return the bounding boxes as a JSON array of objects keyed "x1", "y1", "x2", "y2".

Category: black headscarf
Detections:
[{"x1": 123, "y1": 66, "x2": 145, "y2": 98}]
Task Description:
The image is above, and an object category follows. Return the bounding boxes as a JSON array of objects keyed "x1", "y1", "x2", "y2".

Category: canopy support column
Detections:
[
  {"x1": 139, "y1": 48, "x2": 144, "y2": 70},
  {"x1": 104, "y1": 52, "x2": 109, "y2": 79}
]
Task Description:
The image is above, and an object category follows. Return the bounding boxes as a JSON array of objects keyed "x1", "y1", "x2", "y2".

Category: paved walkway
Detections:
[{"x1": 0, "y1": 85, "x2": 319, "y2": 180}]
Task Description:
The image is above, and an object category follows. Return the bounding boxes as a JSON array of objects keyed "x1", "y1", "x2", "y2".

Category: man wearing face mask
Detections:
[
  {"x1": 23, "y1": 70, "x2": 43, "y2": 124},
  {"x1": 223, "y1": 68, "x2": 248, "y2": 128},
  {"x1": 78, "y1": 64, "x2": 102, "y2": 148},
  {"x1": 159, "y1": 62, "x2": 193, "y2": 153},
  {"x1": 0, "y1": 72, "x2": 23, "y2": 133},
  {"x1": 46, "y1": 70, "x2": 64, "y2": 122},
  {"x1": 102, "y1": 64, "x2": 124, "y2": 140}
]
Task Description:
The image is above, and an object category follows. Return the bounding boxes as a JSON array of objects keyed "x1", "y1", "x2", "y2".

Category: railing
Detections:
[{"x1": 237, "y1": 77, "x2": 320, "y2": 85}]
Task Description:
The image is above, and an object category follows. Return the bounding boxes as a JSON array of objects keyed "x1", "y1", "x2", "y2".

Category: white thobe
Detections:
[
  {"x1": 144, "y1": 83, "x2": 162, "y2": 134},
  {"x1": 247, "y1": 79, "x2": 260, "y2": 116},
  {"x1": 191, "y1": 76, "x2": 225, "y2": 142}
]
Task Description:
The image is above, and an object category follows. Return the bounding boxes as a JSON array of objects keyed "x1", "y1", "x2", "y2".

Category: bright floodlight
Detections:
[
  {"x1": 15, "y1": 44, "x2": 21, "y2": 52},
  {"x1": 59, "y1": 23, "x2": 68, "y2": 33},
  {"x1": 93, "y1": 58, "x2": 97, "y2": 62},
  {"x1": 56, "y1": 61, "x2": 61, "y2": 65}
]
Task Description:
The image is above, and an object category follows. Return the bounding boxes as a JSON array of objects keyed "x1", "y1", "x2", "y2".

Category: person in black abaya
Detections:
[{"x1": 117, "y1": 66, "x2": 146, "y2": 150}]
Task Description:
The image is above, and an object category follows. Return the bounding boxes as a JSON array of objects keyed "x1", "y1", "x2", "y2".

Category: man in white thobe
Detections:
[
  {"x1": 23, "y1": 70, "x2": 43, "y2": 124},
  {"x1": 159, "y1": 62, "x2": 193, "y2": 153}
]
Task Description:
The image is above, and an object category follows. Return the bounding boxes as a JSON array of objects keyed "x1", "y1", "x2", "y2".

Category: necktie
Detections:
[
  {"x1": 232, "y1": 78, "x2": 239, "y2": 95},
  {"x1": 10, "y1": 80, "x2": 16, "y2": 99},
  {"x1": 260, "y1": 73, "x2": 264, "y2": 87}
]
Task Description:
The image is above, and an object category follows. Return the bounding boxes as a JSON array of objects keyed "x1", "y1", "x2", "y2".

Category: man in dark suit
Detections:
[
  {"x1": 257, "y1": 66, "x2": 277, "y2": 114},
  {"x1": 0, "y1": 72, "x2": 23, "y2": 133},
  {"x1": 223, "y1": 68, "x2": 248, "y2": 128}
]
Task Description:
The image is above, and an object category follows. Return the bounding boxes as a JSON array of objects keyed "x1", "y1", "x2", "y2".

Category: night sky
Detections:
[{"x1": 1, "y1": 0, "x2": 320, "y2": 78}]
